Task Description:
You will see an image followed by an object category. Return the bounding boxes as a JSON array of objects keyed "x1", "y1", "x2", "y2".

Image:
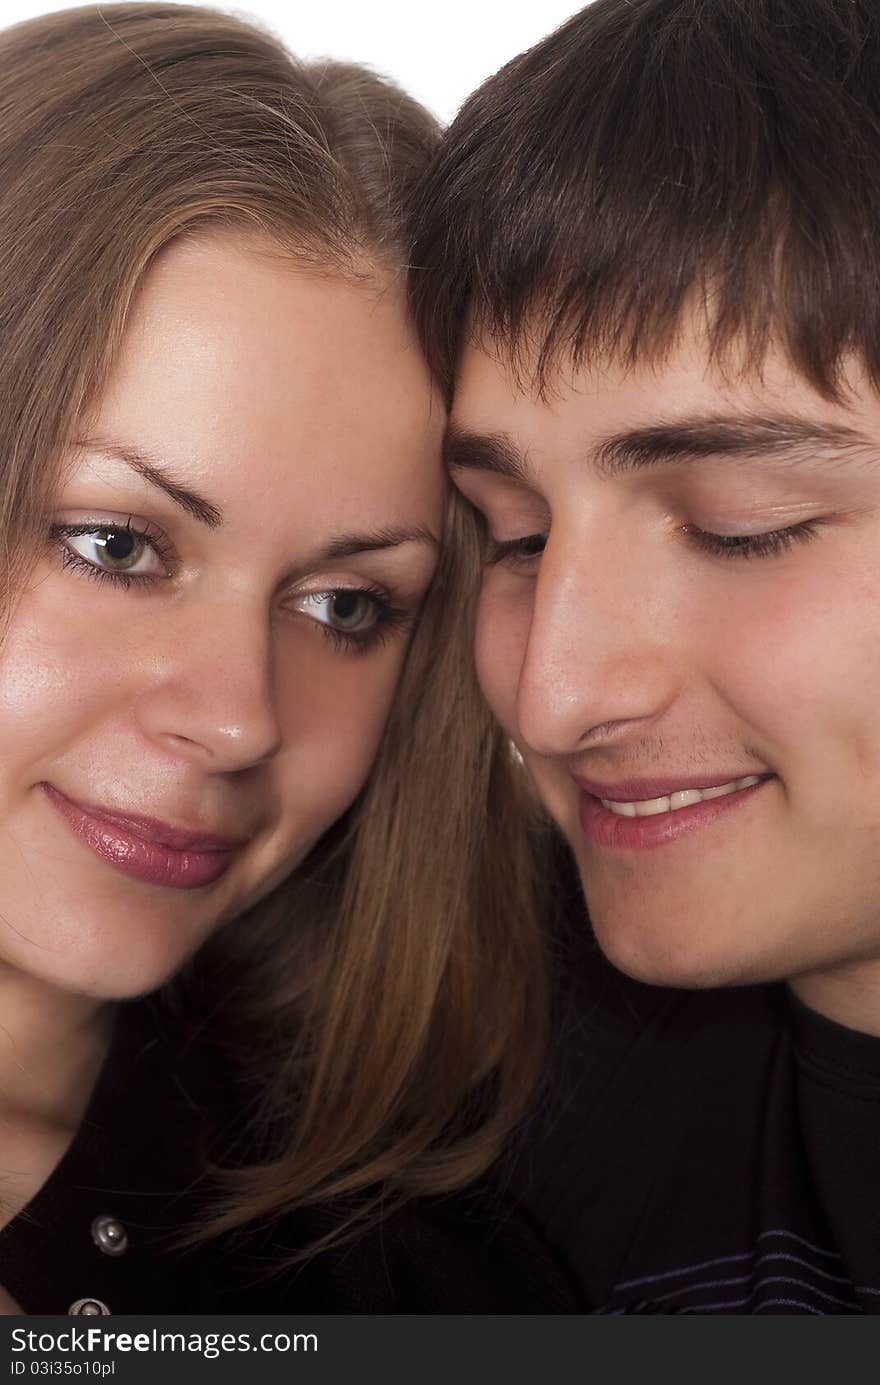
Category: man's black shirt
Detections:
[
  {"x1": 235, "y1": 919, "x2": 880, "y2": 1313},
  {"x1": 504, "y1": 929, "x2": 880, "y2": 1314}
]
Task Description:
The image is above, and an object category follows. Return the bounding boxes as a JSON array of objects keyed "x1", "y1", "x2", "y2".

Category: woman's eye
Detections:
[
  {"x1": 297, "y1": 589, "x2": 381, "y2": 633},
  {"x1": 291, "y1": 586, "x2": 412, "y2": 654},
  {"x1": 51, "y1": 522, "x2": 170, "y2": 584},
  {"x1": 65, "y1": 527, "x2": 164, "y2": 575},
  {"x1": 487, "y1": 532, "x2": 548, "y2": 566},
  {"x1": 683, "y1": 519, "x2": 824, "y2": 560}
]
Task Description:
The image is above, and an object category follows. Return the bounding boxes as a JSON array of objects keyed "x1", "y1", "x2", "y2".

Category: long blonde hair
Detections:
[{"x1": 0, "y1": 2, "x2": 550, "y2": 1246}]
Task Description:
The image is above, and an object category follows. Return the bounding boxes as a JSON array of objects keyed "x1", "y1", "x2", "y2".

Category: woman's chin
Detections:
[{"x1": 0, "y1": 912, "x2": 211, "y2": 1003}]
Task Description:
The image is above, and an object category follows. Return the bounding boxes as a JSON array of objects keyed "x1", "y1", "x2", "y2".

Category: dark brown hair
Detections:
[
  {"x1": 0, "y1": 4, "x2": 550, "y2": 1249},
  {"x1": 410, "y1": 0, "x2": 880, "y2": 399}
]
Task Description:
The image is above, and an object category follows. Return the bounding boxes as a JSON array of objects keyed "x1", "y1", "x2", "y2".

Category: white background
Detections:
[{"x1": 0, "y1": 0, "x2": 581, "y2": 121}]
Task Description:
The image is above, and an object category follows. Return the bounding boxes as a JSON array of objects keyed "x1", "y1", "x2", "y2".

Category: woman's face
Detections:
[{"x1": 0, "y1": 230, "x2": 444, "y2": 999}]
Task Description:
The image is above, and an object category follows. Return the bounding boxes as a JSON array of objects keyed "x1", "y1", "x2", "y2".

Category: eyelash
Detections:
[
  {"x1": 682, "y1": 519, "x2": 824, "y2": 559},
  {"x1": 49, "y1": 521, "x2": 412, "y2": 656},
  {"x1": 487, "y1": 520, "x2": 825, "y2": 567},
  {"x1": 487, "y1": 534, "x2": 548, "y2": 567},
  {"x1": 308, "y1": 585, "x2": 413, "y2": 657},
  {"x1": 50, "y1": 519, "x2": 173, "y2": 589}
]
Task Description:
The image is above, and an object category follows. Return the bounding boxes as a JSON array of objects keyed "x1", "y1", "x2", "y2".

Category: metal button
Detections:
[
  {"x1": 68, "y1": 1297, "x2": 111, "y2": 1316},
  {"x1": 91, "y1": 1214, "x2": 128, "y2": 1257}
]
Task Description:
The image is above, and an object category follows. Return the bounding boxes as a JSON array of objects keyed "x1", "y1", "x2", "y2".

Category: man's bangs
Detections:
[
  {"x1": 467, "y1": 223, "x2": 871, "y2": 402},
  {"x1": 411, "y1": 0, "x2": 880, "y2": 401}
]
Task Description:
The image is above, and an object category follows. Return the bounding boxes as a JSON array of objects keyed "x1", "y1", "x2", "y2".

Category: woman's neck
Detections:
[{"x1": 0, "y1": 964, "x2": 115, "y2": 1131}]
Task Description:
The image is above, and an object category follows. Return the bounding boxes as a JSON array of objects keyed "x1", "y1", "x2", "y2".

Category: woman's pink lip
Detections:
[
  {"x1": 42, "y1": 784, "x2": 242, "y2": 850},
  {"x1": 577, "y1": 776, "x2": 773, "y2": 850},
  {"x1": 41, "y1": 784, "x2": 240, "y2": 889}
]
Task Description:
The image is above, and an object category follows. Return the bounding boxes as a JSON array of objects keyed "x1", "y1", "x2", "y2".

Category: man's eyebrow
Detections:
[
  {"x1": 75, "y1": 439, "x2": 224, "y2": 528},
  {"x1": 445, "y1": 415, "x2": 877, "y2": 485},
  {"x1": 594, "y1": 414, "x2": 876, "y2": 476},
  {"x1": 443, "y1": 426, "x2": 531, "y2": 482},
  {"x1": 315, "y1": 525, "x2": 440, "y2": 564}
]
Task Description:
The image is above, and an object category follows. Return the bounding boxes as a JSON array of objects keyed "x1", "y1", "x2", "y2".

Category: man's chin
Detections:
[{"x1": 586, "y1": 906, "x2": 765, "y2": 992}]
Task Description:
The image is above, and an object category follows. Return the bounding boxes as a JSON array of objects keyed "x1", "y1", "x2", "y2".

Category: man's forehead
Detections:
[
  {"x1": 455, "y1": 325, "x2": 880, "y2": 431},
  {"x1": 452, "y1": 337, "x2": 530, "y2": 419},
  {"x1": 449, "y1": 335, "x2": 880, "y2": 482}
]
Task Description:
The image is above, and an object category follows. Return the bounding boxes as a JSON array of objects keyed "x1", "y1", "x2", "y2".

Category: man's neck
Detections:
[{"x1": 789, "y1": 961, "x2": 880, "y2": 1039}]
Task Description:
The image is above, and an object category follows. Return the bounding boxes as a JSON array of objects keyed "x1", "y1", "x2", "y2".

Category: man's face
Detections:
[{"x1": 451, "y1": 322, "x2": 880, "y2": 1013}]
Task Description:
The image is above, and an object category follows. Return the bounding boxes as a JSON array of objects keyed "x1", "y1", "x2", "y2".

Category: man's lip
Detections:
[
  {"x1": 41, "y1": 784, "x2": 245, "y2": 853},
  {"x1": 571, "y1": 772, "x2": 774, "y2": 802}
]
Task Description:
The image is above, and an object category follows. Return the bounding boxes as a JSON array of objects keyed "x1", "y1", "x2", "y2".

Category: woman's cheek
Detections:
[
  {"x1": 274, "y1": 639, "x2": 407, "y2": 821},
  {"x1": 0, "y1": 588, "x2": 116, "y2": 764}
]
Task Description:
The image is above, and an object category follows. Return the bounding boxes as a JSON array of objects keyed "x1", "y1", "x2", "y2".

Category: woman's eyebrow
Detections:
[
  {"x1": 594, "y1": 414, "x2": 876, "y2": 476},
  {"x1": 72, "y1": 443, "x2": 438, "y2": 562},
  {"x1": 74, "y1": 439, "x2": 224, "y2": 528},
  {"x1": 314, "y1": 526, "x2": 440, "y2": 564}
]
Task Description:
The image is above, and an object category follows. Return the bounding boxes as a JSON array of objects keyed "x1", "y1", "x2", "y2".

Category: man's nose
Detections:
[{"x1": 514, "y1": 527, "x2": 678, "y2": 758}]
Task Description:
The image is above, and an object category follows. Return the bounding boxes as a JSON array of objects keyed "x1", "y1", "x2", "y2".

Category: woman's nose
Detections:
[{"x1": 135, "y1": 597, "x2": 283, "y2": 772}]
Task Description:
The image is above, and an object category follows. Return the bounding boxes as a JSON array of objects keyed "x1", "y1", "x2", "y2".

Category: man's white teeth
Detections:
[{"x1": 600, "y1": 775, "x2": 761, "y2": 817}]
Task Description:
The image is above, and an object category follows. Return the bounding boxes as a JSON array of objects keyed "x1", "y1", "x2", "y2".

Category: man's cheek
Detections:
[{"x1": 475, "y1": 587, "x2": 530, "y2": 735}]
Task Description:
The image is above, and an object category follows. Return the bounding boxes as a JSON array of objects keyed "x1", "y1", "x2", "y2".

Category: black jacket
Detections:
[{"x1": 0, "y1": 997, "x2": 575, "y2": 1315}]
